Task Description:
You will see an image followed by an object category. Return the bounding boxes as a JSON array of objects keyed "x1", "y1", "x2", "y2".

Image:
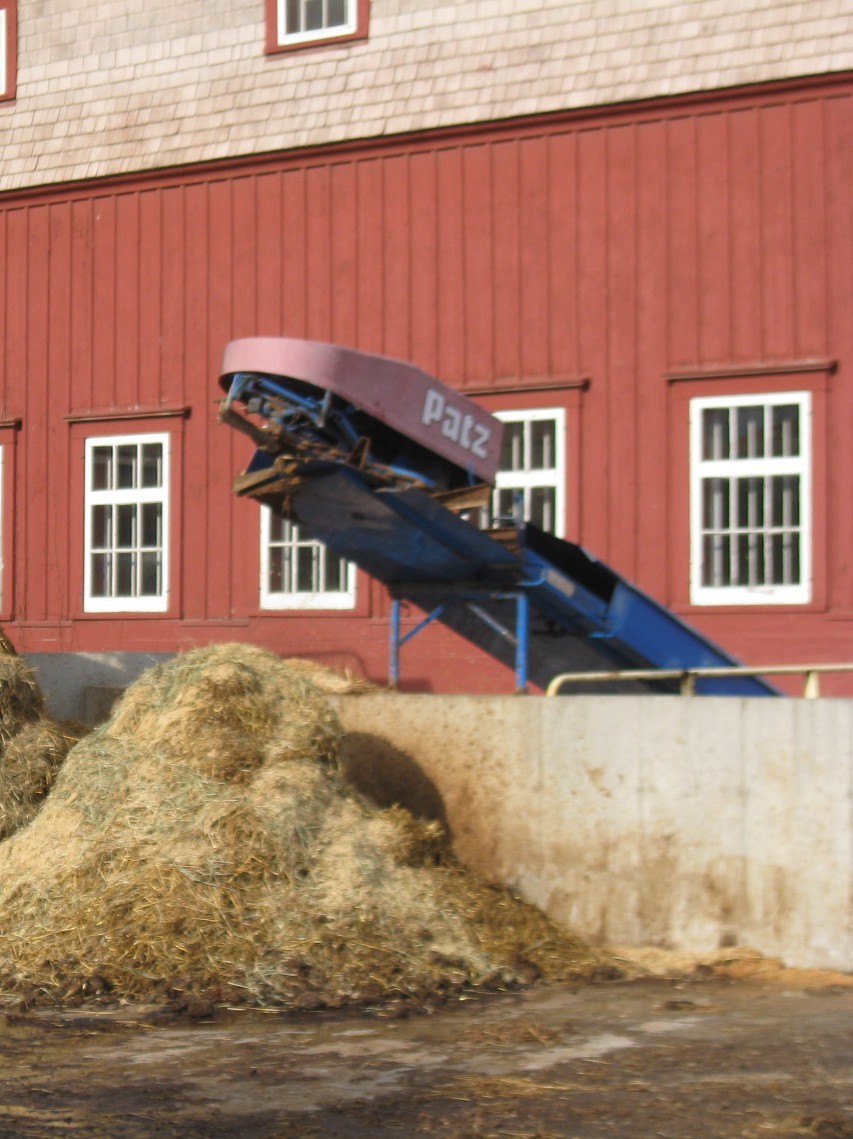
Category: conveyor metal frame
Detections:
[
  {"x1": 219, "y1": 337, "x2": 780, "y2": 698},
  {"x1": 390, "y1": 590, "x2": 531, "y2": 693}
]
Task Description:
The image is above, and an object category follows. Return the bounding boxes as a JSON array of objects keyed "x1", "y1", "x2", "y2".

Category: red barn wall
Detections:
[{"x1": 0, "y1": 75, "x2": 851, "y2": 693}]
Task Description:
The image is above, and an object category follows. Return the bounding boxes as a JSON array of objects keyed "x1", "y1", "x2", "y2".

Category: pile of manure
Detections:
[
  {"x1": 0, "y1": 640, "x2": 86, "y2": 842},
  {"x1": 0, "y1": 643, "x2": 604, "y2": 1011}
]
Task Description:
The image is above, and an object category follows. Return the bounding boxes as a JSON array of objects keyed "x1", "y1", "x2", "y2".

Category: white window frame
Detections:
[
  {"x1": 491, "y1": 408, "x2": 567, "y2": 538},
  {"x1": 260, "y1": 507, "x2": 356, "y2": 610},
  {"x1": 84, "y1": 433, "x2": 170, "y2": 613},
  {"x1": 276, "y1": 0, "x2": 357, "y2": 47},
  {"x1": 0, "y1": 5, "x2": 7, "y2": 97},
  {"x1": 689, "y1": 392, "x2": 812, "y2": 606}
]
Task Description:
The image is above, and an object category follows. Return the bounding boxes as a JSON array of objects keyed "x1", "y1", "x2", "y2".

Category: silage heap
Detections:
[
  {"x1": 0, "y1": 644, "x2": 600, "y2": 1009},
  {"x1": 0, "y1": 651, "x2": 84, "y2": 842}
]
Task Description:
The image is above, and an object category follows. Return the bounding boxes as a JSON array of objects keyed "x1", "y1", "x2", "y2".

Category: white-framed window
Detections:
[
  {"x1": 276, "y1": 0, "x2": 357, "y2": 45},
  {"x1": 0, "y1": 0, "x2": 15, "y2": 100},
  {"x1": 261, "y1": 508, "x2": 356, "y2": 610},
  {"x1": 489, "y1": 408, "x2": 566, "y2": 537},
  {"x1": 84, "y1": 434, "x2": 170, "y2": 613},
  {"x1": 0, "y1": 4, "x2": 7, "y2": 98},
  {"x1": 690, "y1": 392, "x2": 811, "y2": 606}
]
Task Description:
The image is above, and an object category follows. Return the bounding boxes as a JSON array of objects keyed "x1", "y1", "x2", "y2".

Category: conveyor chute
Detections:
[{"x1": 219, "y1": 338, "x2": 778, "y2": 696}]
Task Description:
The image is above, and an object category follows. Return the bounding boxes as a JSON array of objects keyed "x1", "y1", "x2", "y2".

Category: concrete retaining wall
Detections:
[
  {"x1": 333, "y1": 694, "x2": 852, "y2": 972},
  {"x1": 26, "y1": 652, "x2": 171, "y2": 725}
]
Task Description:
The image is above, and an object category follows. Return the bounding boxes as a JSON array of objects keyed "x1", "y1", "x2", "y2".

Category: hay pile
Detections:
[
  {"x1": 281, "y1": 657, "x2": 377, "y2": 695},
  {"x1": 0, "y1": 643, "x2": 601, "y2": 1010},
  {"x1": 0, "y1": 647, "x2": 85, "y2": 842}
]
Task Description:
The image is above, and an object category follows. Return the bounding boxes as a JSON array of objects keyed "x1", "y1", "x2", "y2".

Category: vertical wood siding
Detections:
[{"x1": 0, "y1": 82, "x2": 850, "y2": 687}]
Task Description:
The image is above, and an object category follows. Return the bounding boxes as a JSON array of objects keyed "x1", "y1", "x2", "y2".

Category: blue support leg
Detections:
[
  {"x1": 515, "y1": 589, "x2": 529, "y2": 693},
  {"x1": 390, "y1": 598, "x2": 402, "y2": 689}
]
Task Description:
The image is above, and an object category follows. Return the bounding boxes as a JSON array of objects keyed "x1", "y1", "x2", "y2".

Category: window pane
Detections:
[
  {"x1": 702, "y1": 534, "x2": 731, "y2": 587},
  {"x1": 736, "y1": 406, "x2": 765, "y2": 459},
  {"x1": 116, "y1": 445, "x2": 137, "y2": 489},
  {"x1": 140, "y1": 552, "x2": 161, "y2": 596},
  {"x1": 296, "y1": 544, "x2": 314, "y2": 591},
  {"x1": 770, "y1": 475, "x2": 799, "y2": 529},
  {"x1": 141, "y1": 503, "x2": 162, "y2": 547},
  {"x1": 268, "y1": 546, "x2": 284, "y2": 593},
  {"x1": 91, "y1": 553, "x2": 110, "y2": 597},
  {"x1": 285, "y1": 0, "x2": 300, "y2": 33},
  {"x1": 117, "y1": 504, "x2": 136, "y2": 549},
  {"x1": 530, "y1": 420, "x2": 555, "y2": 470},
  {"x1": 92, "y1": 447, "x2": 113, "y2": 491},
  {"x1": 769, "y1": 532, "x2": 800, "y2": 585},
  {"x1": 702, "y1": 408, "x2": 730, "y2": 461},
  {"x1": 702, "y1": 478, "x2": 729, "y2": 530},
  {"x1": 325, "y1": 552, "x2": 348, "y2": 591},
  {"x1": 771, "y1": 405, "x2": 800, "y2": 457},
  {"x1": 499, "y1": 423, "x2": 524, "y2": 472},
  {"x1": 92, "y1": 505, "x2": 111, "y2": 549},
  {"x1": 529, "y1": 487, "x2": 556, "y2": 531},
  {"x1": 327, "y1": 0, "x2": 347, "y2": 27},
  {"x1": 736, "y1": 477, "x2": 764, "y2": 530},
  {"x1": 116, "y1": 552, "x2": 134, "y2": 596},
  {"x1": 141, "y1": 444, "x2": 163, "y2": 488},
  {"x1": 494, "y1": 487, "x2": 517, "y2": 524},
  {"x1": 305, "y1": 0, "x2": 323, "y2": 31},
  {"x1": 736, "y1": 533, "x2": 765, "y2": 586}
]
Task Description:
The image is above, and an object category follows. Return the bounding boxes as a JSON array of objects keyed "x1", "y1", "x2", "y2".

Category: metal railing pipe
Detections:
[{"x1": 545, "y1": 663, "x2": 853, "y2": 698}]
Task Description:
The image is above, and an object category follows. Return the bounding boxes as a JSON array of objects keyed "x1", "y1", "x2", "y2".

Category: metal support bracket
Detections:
[{"x1": 390, "y1": 588, "x2": 531, "y2": 693}]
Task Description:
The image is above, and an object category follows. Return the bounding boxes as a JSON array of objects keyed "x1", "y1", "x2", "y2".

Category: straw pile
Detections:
[
  {"x1": 0, "y1": 643, "x2": 603, "y2": 1011},
  {"x1": 281, "y1": 657, "x2": 377, "y2": 695},
  {"x1": 0, "y1": 644, "x2": 85, "y2": 842}
]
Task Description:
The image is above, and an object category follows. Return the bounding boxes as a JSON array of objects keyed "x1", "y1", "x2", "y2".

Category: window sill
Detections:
[
  {"x1": 267, "y1": 29, "x2": 366, "y2": 54},
  {"x1": 674, "y1": 599, "x2": 826, "y2": 617},
  {"x1": 255, "y1": 602, "x2": 358, "y2": 615},
  {"x1": 689, "y1": 593, "x2": 812, "y2": 609},
  {"x1": 73, "y1": 609, "x2": 178, "y2": 621}
]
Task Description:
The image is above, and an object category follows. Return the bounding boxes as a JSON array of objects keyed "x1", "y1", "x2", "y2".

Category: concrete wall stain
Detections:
[{"x1": 332, "y1": 693, "x2": 852, "y2": 971}]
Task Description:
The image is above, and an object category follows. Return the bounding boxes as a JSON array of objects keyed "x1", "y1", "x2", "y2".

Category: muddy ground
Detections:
[{"x1": 0, "y1": 974, "x2": 849, "y2": 1139}]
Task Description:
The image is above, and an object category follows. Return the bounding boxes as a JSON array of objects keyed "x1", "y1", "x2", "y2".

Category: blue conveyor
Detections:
[
  {"x1": 261, "y1": 464, "x2": 779, "y2": 696},
  {"x1": 220, "y1": 341, "x2": 779, "y2": 696}
]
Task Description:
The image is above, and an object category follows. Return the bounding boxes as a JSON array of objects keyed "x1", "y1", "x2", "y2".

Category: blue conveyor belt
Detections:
[
  {"x1": 220, "y1": 343, "x2": 778, "y2": 696},
  {"x1": 283, "y1": 466, "x2": 778, "y2": 696}
]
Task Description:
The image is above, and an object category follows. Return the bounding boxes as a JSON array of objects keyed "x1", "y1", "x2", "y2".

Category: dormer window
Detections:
[
  {"x1": 0, "y1": 1, "x2": 17, "y2": 102},
  {"x1": 267, "y1": 0, "x2": 369, "y2": 52}
]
